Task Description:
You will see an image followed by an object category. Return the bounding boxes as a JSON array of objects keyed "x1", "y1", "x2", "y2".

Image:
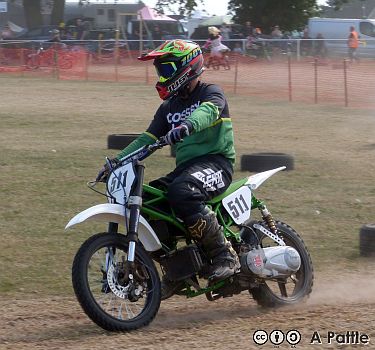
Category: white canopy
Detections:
[{"x1": 138, "y1": 6, "x2": 176, "y2": 21}]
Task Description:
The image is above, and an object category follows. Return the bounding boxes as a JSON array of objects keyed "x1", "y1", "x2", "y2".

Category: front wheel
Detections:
[
  {"x1": 249, "y1": 221, "x2": 314, "y2": 307},
  {"x1": 72, "y1": 232, "x2": 161, "y2": 331},
  {"x1": 26, "y1": 55, "x2": 40, "y2": 69}
]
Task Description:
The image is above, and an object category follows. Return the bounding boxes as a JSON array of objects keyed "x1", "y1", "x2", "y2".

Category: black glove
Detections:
[
  {"x1": 96, "y1": 158, "x2": 118, "y2": 182},
  {"x1": 165, "y1": 123, "x2": 191, "y2": 145}
]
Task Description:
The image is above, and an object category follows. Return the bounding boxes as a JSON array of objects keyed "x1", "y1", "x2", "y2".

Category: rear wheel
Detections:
[
  {"x1": 72, "y1": 232, "x2": 161, "y2": 331},
  {"x1": 249, "y1": 221, "x2": 314, "y2": 307}
]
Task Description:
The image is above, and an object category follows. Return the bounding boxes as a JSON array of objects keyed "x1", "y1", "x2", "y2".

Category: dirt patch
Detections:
[{"x1": 1, "y1": 272, "x2": 375, "y2": 350}]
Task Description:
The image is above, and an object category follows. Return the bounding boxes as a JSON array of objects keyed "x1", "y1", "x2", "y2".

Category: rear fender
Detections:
[{"x1": 65, "y1": 203, "x2": 162, "y2": 252}]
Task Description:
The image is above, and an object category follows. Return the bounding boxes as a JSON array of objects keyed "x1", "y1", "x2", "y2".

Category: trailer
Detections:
[{"x1": 308, "y1": 17, "x2": 375, "y2": 57}]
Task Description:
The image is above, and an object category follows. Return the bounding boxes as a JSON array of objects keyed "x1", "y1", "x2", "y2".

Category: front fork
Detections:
[
  {"x1": 105, "y1": 161, "x2": 145, "y2": 280},
  {"x1": 126, "y1": 161, "x2": 145, "y2": 262}
]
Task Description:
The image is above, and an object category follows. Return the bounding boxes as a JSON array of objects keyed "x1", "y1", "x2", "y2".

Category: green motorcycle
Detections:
[{"x1": 66, "y1": 138, "x2": 314, "y2": 332}]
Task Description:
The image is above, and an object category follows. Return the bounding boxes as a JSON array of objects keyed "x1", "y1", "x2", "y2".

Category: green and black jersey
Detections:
[{"x1": 116, "y1": 81, "x2": 235, "y2": 167}]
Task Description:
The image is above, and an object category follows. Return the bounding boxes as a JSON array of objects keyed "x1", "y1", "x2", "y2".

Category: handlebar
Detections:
[{"x1": 92, "y1": 136, "x2": 169, "y2": 185}]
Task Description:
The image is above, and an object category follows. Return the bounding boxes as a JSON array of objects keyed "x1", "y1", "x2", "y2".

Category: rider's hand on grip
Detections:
[
  {"x1": 165, "y1": 122, "x2": 191, "y2": 145},
  {"x1": 96, "y1": 158, "x2": 118, "y2": 182}
]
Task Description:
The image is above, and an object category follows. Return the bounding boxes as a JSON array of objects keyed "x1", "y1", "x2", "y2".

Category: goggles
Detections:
[{"x1": 154, "y1": 60, "x2": 180, "y2": 82}]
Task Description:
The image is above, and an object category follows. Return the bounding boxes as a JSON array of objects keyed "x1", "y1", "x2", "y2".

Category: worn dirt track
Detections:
[{"x1": 1, "y1": 273, "x2": 375, "y2": 350}]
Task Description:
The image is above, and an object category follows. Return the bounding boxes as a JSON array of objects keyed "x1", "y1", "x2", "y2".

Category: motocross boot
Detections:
[
  {"x1": 186, "y1": 208, "x2": 240, "y2": 282},
  {"x1": 160, "y1": 275, "x2": 185, "y2": 301}
]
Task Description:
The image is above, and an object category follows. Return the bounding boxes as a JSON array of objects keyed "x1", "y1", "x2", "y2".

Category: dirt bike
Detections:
[
  {"x1": 205, "y1": 54, "x2": 231, "y2": 70},
  {"x1": 202, "y1": 47, "x2": 230, "y2": 70},
  {"x1": 26, "y1": 43, "x2": 73, "y2": 70},
  {"x1": 66, "y1": 138, "x2": 314, "y2": 332}
]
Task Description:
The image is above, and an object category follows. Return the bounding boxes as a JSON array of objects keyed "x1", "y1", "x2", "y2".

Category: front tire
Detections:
[
  {"x1": 249, "y1": 221, "x2": 314, "y2": 307},
  {"x1": 72, "y1": 232, "x2": 161, "y2": 331}
]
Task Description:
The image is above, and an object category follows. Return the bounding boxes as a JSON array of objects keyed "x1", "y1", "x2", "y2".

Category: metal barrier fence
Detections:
[{"x1": 1, "y1": 39, "x2": 374, "y2": 109}]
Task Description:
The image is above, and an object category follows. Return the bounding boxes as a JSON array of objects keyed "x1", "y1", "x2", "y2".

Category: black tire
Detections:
[
  {"x1": 249, "y1": 221, "x2": 314, "y2": 307},
  {"x1": 72, "y1": 232, "x2": 161, "y2": 331},
  {"x1": 107, "y1": 133, "x2": 141, "y2": 150},
  {"x1": 359, "y1": 224, "x2": 375, "y2": 257},
  {"x1": 241, "y1": 152, "x2": 294, "y2": 172}
]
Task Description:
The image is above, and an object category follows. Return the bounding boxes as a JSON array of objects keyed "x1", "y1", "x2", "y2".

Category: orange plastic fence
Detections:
[{"x1": 1, "y1": 46, "x2": 374, "y2": 109}]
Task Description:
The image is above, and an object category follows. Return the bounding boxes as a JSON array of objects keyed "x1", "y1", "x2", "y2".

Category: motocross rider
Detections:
[{"x1": 99, "y1": 39, "x2": 240, "y2": 298}]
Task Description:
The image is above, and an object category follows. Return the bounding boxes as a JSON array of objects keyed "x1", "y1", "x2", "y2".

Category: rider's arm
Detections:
[
  {"x1": 115, "y1": 132, "x2": 157, "y2": 160},
  {"x1": 187, "y1": 84, "x2": 227, "y2": 133},
  {"x1": 115, "y1": 103, "x2": 169, "y2": 160},
  {"x1": 203, "y1": 39, "x2": 211, "y2": 49}
]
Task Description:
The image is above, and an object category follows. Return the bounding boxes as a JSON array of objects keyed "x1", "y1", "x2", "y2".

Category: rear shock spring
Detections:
[{"x1": 260, "y1": 206, "x2": 277, "y2": 234}]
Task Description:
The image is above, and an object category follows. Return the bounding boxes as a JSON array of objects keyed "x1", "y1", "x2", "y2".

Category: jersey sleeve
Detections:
[
  {"x1": 187, "y1": 84, "x2": 227, "y2": 133},
  {"x1": 115, "y1": 103, "x2": 168, "y2": 160}
]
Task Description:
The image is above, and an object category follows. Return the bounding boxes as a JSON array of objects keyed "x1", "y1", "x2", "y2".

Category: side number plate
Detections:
[{"x1": 222, "y1": 186, "x2": 251, "y2": 224}]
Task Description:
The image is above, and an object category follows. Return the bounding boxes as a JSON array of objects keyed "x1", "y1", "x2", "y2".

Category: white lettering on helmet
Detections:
[{"x1": 167, "y1": 72, "x2": 189, "y2": 93}]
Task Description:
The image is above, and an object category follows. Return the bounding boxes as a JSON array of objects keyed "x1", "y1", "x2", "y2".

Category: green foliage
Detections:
[
  {"x1": 155, "y1": 0, "x2": 202, "y2": 16},
  {"x1": 23, "y1": 0, "x2": 43, "y2": 28},
  {"x1": 327, "y1": 0, "x2": 352, "y2": 10},
  {"x1": 22, "y1": 0, "x2": 66, "y2": 27},
  {"x1": 228, "y1": 0, "x2": 321, "y2": 33}
]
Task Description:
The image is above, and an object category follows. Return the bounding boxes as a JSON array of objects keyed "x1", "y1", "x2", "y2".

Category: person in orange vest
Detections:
[{"x1": 347, "y1": 26, "x2": 359, "y2": 63}]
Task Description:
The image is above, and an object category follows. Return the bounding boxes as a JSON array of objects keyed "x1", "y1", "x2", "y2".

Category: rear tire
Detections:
[
  {"x1": 249, "y1": 221, "x2": 314, "y2": 307},
  {"x1": 72, "y1": 232, "x2": 161, "y2": 331}
]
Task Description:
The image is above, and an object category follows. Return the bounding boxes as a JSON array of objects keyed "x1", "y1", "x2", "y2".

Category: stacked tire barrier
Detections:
[
  {"x1": 107, "y1": 133, "x2": 141, "y2": 150},
  {"x1": 241, "y1": 152, "x2": 294, "y2": 172},
  {"x1": 359, "y1": 224, "x2": 375, "y2": 257}
]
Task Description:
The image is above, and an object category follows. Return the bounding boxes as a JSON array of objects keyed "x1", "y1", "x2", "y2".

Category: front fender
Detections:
[{"x1": 65, "y1": 203, "x2": 162, "y2": 252}]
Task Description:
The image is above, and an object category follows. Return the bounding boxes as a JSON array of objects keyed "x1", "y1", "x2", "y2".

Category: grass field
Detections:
[{"x1": 0, "y1": 75, "x2": 374, "y2": 300}]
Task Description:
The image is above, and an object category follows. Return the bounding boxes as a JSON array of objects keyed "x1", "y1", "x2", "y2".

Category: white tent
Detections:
[
  {"x1": 138, "y1": 6, "x2": 176, "y2": 21},
  {"x1": 7, "y1": 21, "x2": 25, "y2": 33}
]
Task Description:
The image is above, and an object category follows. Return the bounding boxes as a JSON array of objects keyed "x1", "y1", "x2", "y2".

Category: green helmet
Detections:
[{"x1": 138, "y1": 40, "x2": 204, "y2": 100}]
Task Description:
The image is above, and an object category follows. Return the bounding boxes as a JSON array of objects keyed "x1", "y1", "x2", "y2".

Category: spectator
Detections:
[
  {"x1": 48, "y1": 29, "x2": 61, "y2": 43},
  {"x1": 232, "y1": 42, "x2": 243, "y2": 54},
  {"x1": 75, "y1": 18, "x2": 89, "y2": 40},
  {"x1": 0, "y1": 25, "x2": 13, "y2": 40},
  {"x1": 153, "y1": 25, "x2": 162, "y2": 46},
  {"x1": 314, "y1": 33, "x2": 327, "y2": 58},
  {"x1": 58, "y1": 22, "x2": 67, "y2": 40},
  {"x1": 47, "y1": 29, "x2": 67, "y2": 51},
  {"x1": 153, "y1": 25, "x2": 162, "y2": 39},
  {"x1": 220, "y1": 23, "x2": 231, "y2": 41},
  {"x1": 203, "y1": 26, "x2": 230, "y2": 67},
  {"x1": 271, "y1": 25, "x2": 282, "y2": 38},
  {"x1": 271, "y1": 25, "x2": 283, "y2": 53},
  {"x1": 347, "y1": 25, "x2": 359, "y2": 63},
  {"x1": 301, "y1": 28, "x2": 312, "y2": 56},
  {"x1": 244, "y1": 21, "x2": 254, "y2": 38}
]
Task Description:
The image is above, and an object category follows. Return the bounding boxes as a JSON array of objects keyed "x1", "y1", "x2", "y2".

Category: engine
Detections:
[{"x1": 241, "y1": 246, "x2": 301, "y2": 278}]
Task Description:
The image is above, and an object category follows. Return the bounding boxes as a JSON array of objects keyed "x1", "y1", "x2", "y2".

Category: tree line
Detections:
[{"x1": 17, "y1": 0, "x2": 356, "y2": 31}]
